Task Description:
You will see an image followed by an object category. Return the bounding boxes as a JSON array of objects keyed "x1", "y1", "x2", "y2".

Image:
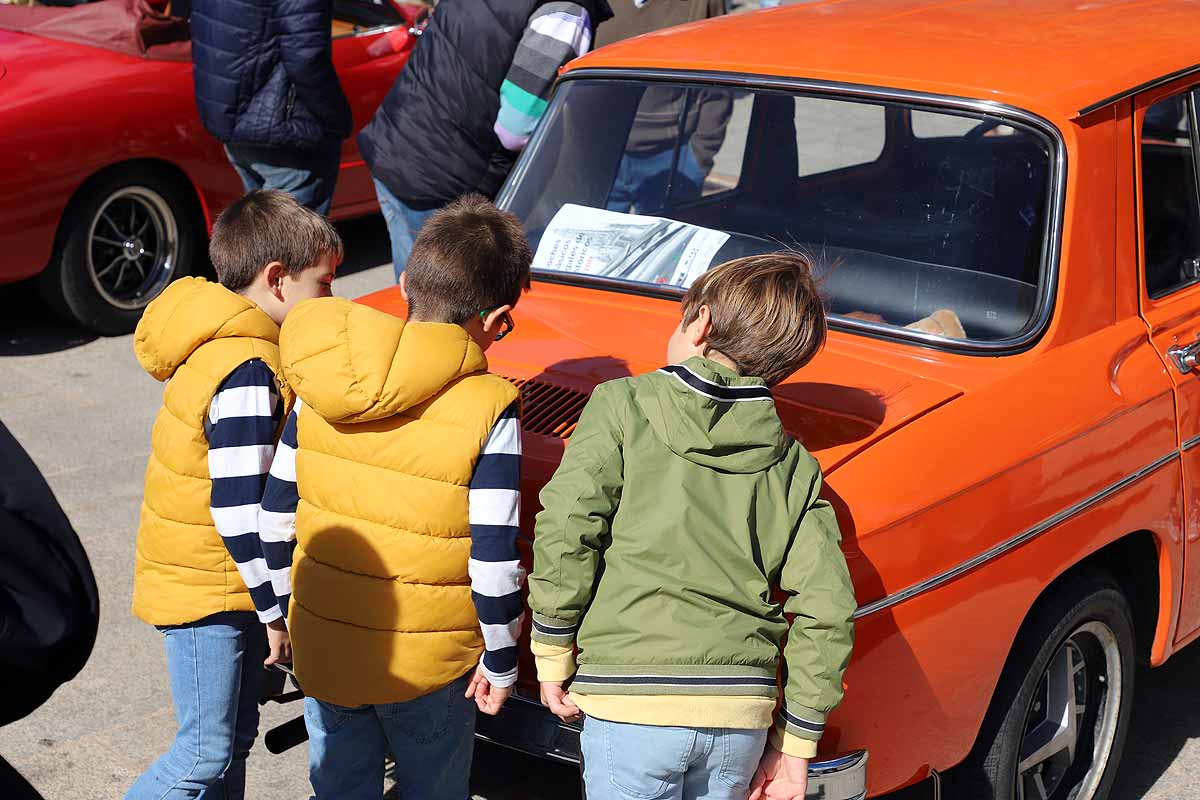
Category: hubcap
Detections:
[
  {"x1": 1016, "y1": 621, "x2": 1123, "y2": 800},
  {"x1": 86, "y1": 186, "x2": 178, "y2": 311}
]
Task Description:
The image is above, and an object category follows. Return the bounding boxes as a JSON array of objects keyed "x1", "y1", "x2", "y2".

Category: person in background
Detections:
[
  {"x1": 190, "y1": 0, "x2": 353, "y2": 215},
  {"x1": 359, "y1": 0, "x2": 613, "y2": 280},
  {"x1": 599, "y1": 0, "x2": 731, "y2": 214},
  {"x1": 124, "y1": 191, "x2": 341, "y2": 800}
]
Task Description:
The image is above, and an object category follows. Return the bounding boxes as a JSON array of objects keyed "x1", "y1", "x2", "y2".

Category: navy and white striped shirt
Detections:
[
  {"x1": 205, "y1": 359, "x2": 284, "y2": 623},
  {"x1": 258, "y1": 400, "x2": 527, "y2": 688}
]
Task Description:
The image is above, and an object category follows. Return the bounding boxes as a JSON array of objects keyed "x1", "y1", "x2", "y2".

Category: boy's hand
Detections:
[
  {"x1": 749, "y1": 746, "x2": 809, "y2": 800},
  {"x1": 465, "y1": 665, "x2": 511, "y2": 715},
  {"x1": 263, "y1": 618, "x2": 291, "y2": 666},
  {"x1": 539, "y1": 681, "x2": 581, "y2": 723}
]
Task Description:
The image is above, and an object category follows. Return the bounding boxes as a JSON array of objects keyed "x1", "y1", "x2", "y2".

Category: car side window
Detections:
[{"x1": 1142, "y1": 91, "x2": 1200, "y2": 298}]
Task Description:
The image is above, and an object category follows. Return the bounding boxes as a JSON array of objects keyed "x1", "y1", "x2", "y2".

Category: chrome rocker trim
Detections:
[
  {"x1": 475, "y1": 694, "x2": 869, "y2": 799},
  {"x1": 854, "y1": 450, "x2": 1181, "y2": 619}
]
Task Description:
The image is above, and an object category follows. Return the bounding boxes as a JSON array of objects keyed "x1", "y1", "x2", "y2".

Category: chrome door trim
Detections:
[
  {"x1": 1182, "y1": 433, "x2": 1200, "y2": 452},
  {"x1": 504, "y1": 67, "x2": 1068, "y2": 357},
  {"x1": 853, "y1": 450, "x2": 1181, "y2": 619}
]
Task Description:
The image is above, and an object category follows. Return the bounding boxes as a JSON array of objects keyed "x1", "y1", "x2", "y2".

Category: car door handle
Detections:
[{"x1": 1168, "y1": 338, "x2": 1200, "y2": 374}]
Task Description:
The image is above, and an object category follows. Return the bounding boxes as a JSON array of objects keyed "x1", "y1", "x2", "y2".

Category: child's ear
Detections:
[
  {"x1": 398, "y1": 271, "x2": 410, "y2": 303},
  {"x1": 265, "y1": 261, "x2": 286, "y2": 300},
  {"x1": 690, "y1": 305, "x2": 713, "y2": 347}
]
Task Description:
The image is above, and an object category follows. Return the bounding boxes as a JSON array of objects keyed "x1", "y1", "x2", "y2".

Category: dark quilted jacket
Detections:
[
  {"x1": 191, "y1": 0, "x2": 353, "y2": 150},
  {"x1": 359, "y1": 0, "x2": 611, "y2": 210}
]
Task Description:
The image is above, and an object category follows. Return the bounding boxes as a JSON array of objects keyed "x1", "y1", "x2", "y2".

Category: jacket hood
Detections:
[
  {"x1": 279, "y1": 298, "x2": 489, "y2": 424},
  {"x1": 133, "y1": 277, "x2": 280, "y2": 382},
  {"x1": 635, "y1": 357, "x2": 790, "y2": 473}
]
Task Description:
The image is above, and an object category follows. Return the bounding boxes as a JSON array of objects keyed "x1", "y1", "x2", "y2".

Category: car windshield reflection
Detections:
[{"x1": 502, "y1": 79, "x2": 1055, "y2": 344}]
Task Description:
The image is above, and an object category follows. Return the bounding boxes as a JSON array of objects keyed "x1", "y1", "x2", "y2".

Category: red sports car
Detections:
[{"x1": 0, "y1": 0, "x2": 420, "y2": 334}]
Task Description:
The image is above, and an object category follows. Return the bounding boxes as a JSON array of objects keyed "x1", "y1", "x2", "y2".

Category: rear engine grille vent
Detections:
[{"x1": 505, "y1": 377, "x2": 590, "y2": 439}]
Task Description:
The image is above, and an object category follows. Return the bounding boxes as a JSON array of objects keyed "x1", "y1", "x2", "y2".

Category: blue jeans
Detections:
[
  {"x1": 581, "y1": 717, "x2": 769, "y2": 800},
  {"x1": 606, "y1": 145, "x2": 706, "y2": 215},
  {"x1": 305, "y1": 672, "x2": 475, "y2": 800},
  {"x1": 373, "y1": 178, "x2": 438, "y2": 281},
  {"x1": 125, "y1": 612, "x2": 266, "y2": 800},
  {"x1": 225, "y1": 143, "x2": 341, "y2": 216}
]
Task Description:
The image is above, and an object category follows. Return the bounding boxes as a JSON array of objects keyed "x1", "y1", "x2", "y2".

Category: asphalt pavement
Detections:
[{"x1": 1, "y1": 215, "x2": 1198, "y2": 799}]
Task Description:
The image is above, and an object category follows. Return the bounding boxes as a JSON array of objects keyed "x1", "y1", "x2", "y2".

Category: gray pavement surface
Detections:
[{"x1": 0, "y1": 215, "x2": 1198, "y2": 799}]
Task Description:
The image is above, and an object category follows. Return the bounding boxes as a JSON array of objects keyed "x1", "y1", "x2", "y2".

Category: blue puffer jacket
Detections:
[{"x1": 191, "y1": 0, "x2": 353, "y2": 151}]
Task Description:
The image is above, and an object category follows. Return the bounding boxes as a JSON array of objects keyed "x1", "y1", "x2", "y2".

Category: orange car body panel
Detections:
[{"x1": 359, "y1": 2, "x2": 1200, "y2": 794}]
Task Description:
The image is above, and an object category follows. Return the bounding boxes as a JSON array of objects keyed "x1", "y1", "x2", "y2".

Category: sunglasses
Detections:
[{"x1": 478, "y1": 309, "x2": 515, "y2": 342}]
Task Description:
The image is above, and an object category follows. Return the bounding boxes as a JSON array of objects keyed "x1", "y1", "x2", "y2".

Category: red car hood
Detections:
[{"x1": 356, "y1": 280, "x2": 963, "y2": 475}]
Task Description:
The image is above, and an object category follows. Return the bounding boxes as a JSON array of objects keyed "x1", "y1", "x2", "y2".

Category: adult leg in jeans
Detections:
[
  {"x1": 372, "y1": 178, "x2": 437, "y2": 282},
  {"x1": 379, "y1": 672, "x2": 475, "y2": 800},
  {"x1": 224, "y1": 143, "x2": 341, "y2": 216},
  {"x1": 305, "y1": 698, "x2": 388, "y2": 800},
  {"x1": 124, "y1": 611, "x2": 262, "y2": 800}
]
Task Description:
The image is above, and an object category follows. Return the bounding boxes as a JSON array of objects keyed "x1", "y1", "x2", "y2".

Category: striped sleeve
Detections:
[
  {"x1": 259, "y1": 399, "x2": 302, "y2": 625},
  {"x1": 206, "y1": 359, "x2": 284, "y2": 624},
  {"x1": 468, "y1": 401, "x2": 526, "y2": 688},
  {"x1": 493, "y1": 2, "x2": 593, "y2": 152}
]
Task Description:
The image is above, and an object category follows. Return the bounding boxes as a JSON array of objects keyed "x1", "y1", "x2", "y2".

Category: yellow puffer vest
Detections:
[
  {"x1": 280, "y1": 298, "x2": 519, "y2": 707},
  {"x1": 132, "y1": 278, "x2": 292, "y2": 626}
]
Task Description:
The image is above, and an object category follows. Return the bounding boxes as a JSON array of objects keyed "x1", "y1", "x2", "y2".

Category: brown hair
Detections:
[
  {"x1": 209, "y1": 189, "x2": 343, "y2": 292},
  {"x1": 405, "y1": 194, "x2": 532, "y2": 324},
  {"x1": 681, "y1": 252, "x2": 827, "y2": 387}
]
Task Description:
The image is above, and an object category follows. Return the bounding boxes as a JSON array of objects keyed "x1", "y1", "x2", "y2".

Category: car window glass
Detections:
[
  {"x1": 505, "y1": 80, "x2": 1054, "y2": 344},
  {"x1": 1142, "y1": 91, "x2": 1200, "y2": 298},
  {"x1": 794, "y1": 97, "x2": 885, "y2": 175}
]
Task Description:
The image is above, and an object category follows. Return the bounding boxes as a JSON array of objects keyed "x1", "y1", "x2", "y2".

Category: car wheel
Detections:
[
  {"x1": 946, "y1": 573, "x2": 1135, "y2": 800},
  {"x1": 40, "y1": 167, "x2": 200, "y2": 335}
]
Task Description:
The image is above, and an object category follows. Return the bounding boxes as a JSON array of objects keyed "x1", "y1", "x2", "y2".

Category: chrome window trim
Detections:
[
  {"x1": 1077, "y1": 63, "x2": 1200, "y2": 118},
  {"x1": 500, "y1": 68, "x2": 1068, "y2": 357},
  {"x1": 853, "y1": 450, "x2": 1181, "y2": 620}
]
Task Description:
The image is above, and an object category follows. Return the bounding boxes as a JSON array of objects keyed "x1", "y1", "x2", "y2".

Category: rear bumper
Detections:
[{"x1": 475, "y1": 694, "x2": 868, "y2": 799}]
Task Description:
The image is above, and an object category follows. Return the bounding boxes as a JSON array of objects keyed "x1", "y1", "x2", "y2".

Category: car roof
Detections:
[{"x1": 569, "y1": 0, "x2": 1198, "y2": 121}]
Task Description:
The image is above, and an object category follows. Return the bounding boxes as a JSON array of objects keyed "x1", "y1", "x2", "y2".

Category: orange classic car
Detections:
[{"x1": 355, "y1": 1, "x2": 1200, "y2": 798}]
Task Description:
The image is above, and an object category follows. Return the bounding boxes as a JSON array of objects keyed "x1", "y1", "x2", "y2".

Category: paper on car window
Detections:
[{"x1": 532, "y1": 204, "x2": 730, "y2": 288}]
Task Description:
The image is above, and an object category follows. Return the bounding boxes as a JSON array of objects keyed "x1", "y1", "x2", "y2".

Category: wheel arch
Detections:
[{"x1": 52, "y1": 158, "x2": 210, "y2": 255}]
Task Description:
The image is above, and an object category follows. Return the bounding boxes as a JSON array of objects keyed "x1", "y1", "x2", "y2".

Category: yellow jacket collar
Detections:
[
  {"x1": 133, "y1": 277, "x2": 280, "y2": 382},
  {"x1": 280, "y1": 297, "x2": 489, "y2": 424}
]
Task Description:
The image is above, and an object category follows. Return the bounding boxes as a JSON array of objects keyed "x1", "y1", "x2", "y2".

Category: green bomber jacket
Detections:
[{"x1": 528, "y1": 357, "x2": 857, "y2": 746}]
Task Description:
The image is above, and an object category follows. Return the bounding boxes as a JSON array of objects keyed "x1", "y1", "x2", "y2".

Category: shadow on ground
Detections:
[{"x1": 0, "y1": 214, "x2": 392, "y2": 358}]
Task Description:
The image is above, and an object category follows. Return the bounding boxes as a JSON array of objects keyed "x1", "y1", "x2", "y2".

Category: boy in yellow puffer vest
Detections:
[
  {"x1": 258, "y1": 194, "x2": 531, "y2": 800},
  {"x1": 126, "y1": 190, "x2": 342, "y2": 800}
]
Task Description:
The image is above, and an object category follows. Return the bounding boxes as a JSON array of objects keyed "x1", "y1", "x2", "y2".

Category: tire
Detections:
[
  {"x1": 39, "y1": 166, "x2": 201, "y2": 335},
  {"x1": 945, "y1": 572, "x2": 1136, "y2": 800}
]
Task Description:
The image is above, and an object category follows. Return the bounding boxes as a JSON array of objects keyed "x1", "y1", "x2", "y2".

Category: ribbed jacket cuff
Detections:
[
  {"x1": 769, "y1": 727, "x2": 819, "y2": 759},
  {"x1": 776, "y1": 702, "x2": 826, "y2": 741},
  {"x1": 530, "y1": 612, "x2": 578, "y2": 647},
  {"x1": 531, "y1": 640, "x2": 577, "y2": 682}
]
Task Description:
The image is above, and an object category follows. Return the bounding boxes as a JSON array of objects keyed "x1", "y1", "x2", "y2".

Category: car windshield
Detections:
[{"x1": 501, "y1": 79, "x2": 1056, "y2": 344}]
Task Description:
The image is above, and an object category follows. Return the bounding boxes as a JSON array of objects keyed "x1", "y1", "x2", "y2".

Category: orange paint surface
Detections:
[{"x1": 359, "y1": 3, "x2": 1200, "y2": 793}]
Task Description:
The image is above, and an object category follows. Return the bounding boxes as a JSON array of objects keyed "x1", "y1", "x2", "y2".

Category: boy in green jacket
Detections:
[{"x1": 529, "y1": 253, "x2": 857, "y2": 800}]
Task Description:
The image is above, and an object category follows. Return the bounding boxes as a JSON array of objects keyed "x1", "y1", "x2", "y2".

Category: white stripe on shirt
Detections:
[
  {"x1": 208, "y1": 444, "x2": 276, "y2": 479},
  {"x1": 208, "y1": 385, "x2": 276, "y2": 424},
  {"x1": 469, "y1": 558, "x2": 526, "y2": 597},
  {"x1": 468, "y1": 489, "x2": 521, "y2": 527},
  {"x1": 210, "y1": 503, "x2": 263, "y2": 538}
]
